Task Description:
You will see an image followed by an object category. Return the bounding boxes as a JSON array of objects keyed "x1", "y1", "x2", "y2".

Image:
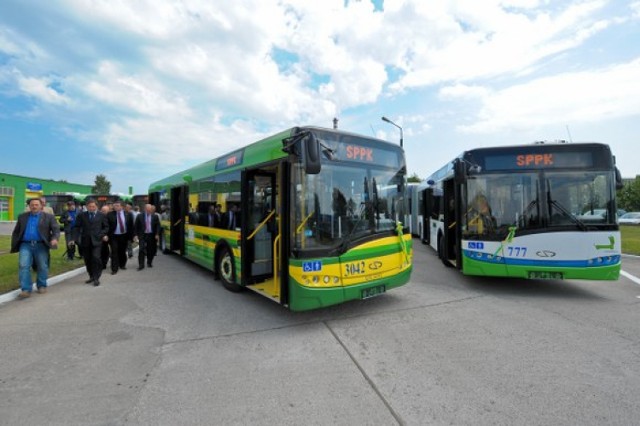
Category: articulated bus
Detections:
[
  {"x1": 418, "y1": 141, "x2": 622, "y2": 280},
  {"x1": 406, "y1": 183, "x2": 422, "y2": 238},
  {"x1": 90, "y1": 194, "x2": 125, "y2": 208},
  {"x1": 132, "y1": 194, "x2": 149, "y2": 210},
  {"x1": 148, "y1": 126, "x2": 413, "y2": 311},
  {"x1": 45, "y1": 194, "x2": 75, "y2": 218}
]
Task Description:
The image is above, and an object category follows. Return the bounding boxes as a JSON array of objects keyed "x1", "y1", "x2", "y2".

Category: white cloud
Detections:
[
  {"x1": 1, "y1": 0, "x2": 638, "y2": 189},
  {"x1": 80, "y1": 61, "x2": 191, "y2": 118},
  {"x1": 387, "y1": 0, "x2": 614, "y2": 90},
  {"x1": 439, "y1": 83, "x2": 490, "y2": 99},
  {"x1": 459, "y1": 58, "x2": 640, "y2": 133},
  {"x1": 17, "y1": 75, "x2": 70, "y2": 105}
]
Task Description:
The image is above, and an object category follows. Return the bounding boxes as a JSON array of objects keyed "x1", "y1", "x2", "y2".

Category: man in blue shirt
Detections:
[
  {"x1": 11, "y1": 198, "x2": 60, "y2": 299},
  {"x1": 59, "y1": 200, "x2": 79, "y2": 260}
]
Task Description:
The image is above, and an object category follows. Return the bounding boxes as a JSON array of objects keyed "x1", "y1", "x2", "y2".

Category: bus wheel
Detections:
[{"x1": 218, "y1": 247, "x2": 242, "y2": 292}]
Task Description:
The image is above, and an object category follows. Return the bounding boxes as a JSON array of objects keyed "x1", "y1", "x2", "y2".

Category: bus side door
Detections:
[{"x1": 241, "y1": 168, "x2": 278, "y2": 286}]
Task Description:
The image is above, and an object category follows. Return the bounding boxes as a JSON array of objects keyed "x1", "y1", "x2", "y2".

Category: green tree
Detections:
[
  {"x1": 92, "y1": 174, "x2": 112, "y2": 194},
  {"x1": 407, "y1": 173, "x2": 421, "y2": 183},
  {"x1": 617, "y1": 176, "x2": 640, "y2": 211}
]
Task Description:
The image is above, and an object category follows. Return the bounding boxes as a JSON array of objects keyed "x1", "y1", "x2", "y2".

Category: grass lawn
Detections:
[
  {"x1": 0, "y1": 235, "x2": 85, "y2": 295},
  {"x1": 621, "y1": 225, "x2": 640, "y2": 256}
]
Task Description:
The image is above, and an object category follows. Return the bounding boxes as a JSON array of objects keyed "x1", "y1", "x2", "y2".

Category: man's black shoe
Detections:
[
  {"x1": 147, "y1": 263, "x2": 153, "y2": 268},
  {"x1": 137, "y1": 266, "x2": 144, "y2": 271},
  {"x1": 85, "y1": 278, "x2": 94, "y2": 284},
  {"x1": 94, "y1": 280, "x2": 100, "y2": 286},
  {"x1": 111, "y1": 270, "x2": 117, "y2": 275}
]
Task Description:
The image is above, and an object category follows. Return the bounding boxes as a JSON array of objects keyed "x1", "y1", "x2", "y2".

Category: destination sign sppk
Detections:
[
  {"x1": 516, "y1": 154, "x2": 553, "y2": 167},
  {"x1": 483, "y1": 152, "x2": 594, "y2": 171},
  {"x1": 346, "y1": 144, "x2": 374, "y2": 162}
]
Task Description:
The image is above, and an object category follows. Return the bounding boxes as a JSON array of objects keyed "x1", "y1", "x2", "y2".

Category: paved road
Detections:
[{"x1": 1, "y1": 243, "x2": 640, "y2": 425}]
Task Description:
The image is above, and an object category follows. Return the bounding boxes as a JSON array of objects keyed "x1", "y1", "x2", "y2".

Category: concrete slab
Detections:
[
  {"x1": 0, "y1": 320, "x2": 163, "y2": 425},
  {"x1": 327, "y1": 295, "x2": 640, "y2": 425},
  {"x1": 128, "y1": 322, "x2": 397, "y2": 425}
]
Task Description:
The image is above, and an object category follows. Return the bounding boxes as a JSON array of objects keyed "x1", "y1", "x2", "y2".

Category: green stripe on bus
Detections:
[{"x1": 288, "y1": 267, "x2": 412, "y2": 312}]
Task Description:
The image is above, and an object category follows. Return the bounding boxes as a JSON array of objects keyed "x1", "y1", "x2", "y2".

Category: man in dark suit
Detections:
[
  {"x1": 202, "y1": 203, "x2": 223, "y2": 227},
  {"x1": 224, "y1": 204, "x2": 240, "y2": 230},
  {"x1": 100, "y1": 205, "x2": 111, "y2": 270},
  {"x1": 107, "y1": 200, "x2": 134, "y2": 275},
  {"x1": 11, "y1": 198, "x2": 60, "y2": 299},
  {"x1": 135, "y1": 204, "x2": 161, "y2": 270},
  {"x1": 71, "y1": 199, "x2": 109, "y2": 286}
]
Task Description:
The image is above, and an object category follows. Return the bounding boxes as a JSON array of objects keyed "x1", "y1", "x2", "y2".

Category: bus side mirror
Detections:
[
  {"x1": 302, "y1": 133, "x2": 321, "y2": 175},
  {"x1": 615, "y1": 167, "x2": 623, "y2": 190}
]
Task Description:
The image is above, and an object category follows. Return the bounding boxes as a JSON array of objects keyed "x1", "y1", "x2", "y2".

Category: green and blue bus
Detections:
[
  {"x1": 419, "y1": 141, "x2": 622, "y2": 280},
  {"x1": 148, "y1": 126, "x2": 413, "y2": 311}
]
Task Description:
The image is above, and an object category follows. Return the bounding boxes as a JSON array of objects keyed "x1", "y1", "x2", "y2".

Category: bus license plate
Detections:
[
  {"x1": 528, "y1": 271, "x2": 563, "y2": 280},
  {"x1": 362, "y1": 285, "x2": 385, "y2": 299}
]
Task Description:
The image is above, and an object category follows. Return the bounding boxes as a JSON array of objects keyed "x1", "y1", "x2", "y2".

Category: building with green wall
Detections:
[{"x1": 0, "y1": 173, "x2": 93, "y2": 221}]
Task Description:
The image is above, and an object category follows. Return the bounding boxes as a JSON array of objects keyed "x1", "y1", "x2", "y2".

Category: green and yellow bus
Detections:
[{"x1": 149, "y1": 126, "x2": 413, "y2": 311}]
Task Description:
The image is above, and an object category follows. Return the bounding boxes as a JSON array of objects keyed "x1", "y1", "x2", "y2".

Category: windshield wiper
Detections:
[
  {"x1": 517, "y1": 179, "x2": 541, "y2": 229},
  {"x1": 330, "y1": 178, "x2": 374, "y2": 255},
  {"x1": 546, "y1": 181, "x2": 587, "y2": 231},
  {"x1": 328, "y1": 203, "x2": 367, "y2": 256}
]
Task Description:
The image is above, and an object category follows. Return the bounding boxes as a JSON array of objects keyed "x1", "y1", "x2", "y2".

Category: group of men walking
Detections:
[{"x1": 10, "y1": 198, "x2": 161, "y2": 298}]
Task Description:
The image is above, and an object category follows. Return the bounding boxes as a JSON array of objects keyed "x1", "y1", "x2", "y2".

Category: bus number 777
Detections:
[{"x1": 507, "y1": 246, "x2": 527, "y2": 257}]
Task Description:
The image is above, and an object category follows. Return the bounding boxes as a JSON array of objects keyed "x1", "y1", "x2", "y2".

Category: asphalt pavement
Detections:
[{"x1": 1, "y1": 242, "x2": 640, "y2": 425}]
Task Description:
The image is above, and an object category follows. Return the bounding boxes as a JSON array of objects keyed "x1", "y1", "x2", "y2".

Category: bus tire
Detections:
[
  {"x1": 217, "y1": 246, "x2": 242, "y2": 292},
  {"x1": 437, "y1": 234, "x2": 452, "y2": 268}
]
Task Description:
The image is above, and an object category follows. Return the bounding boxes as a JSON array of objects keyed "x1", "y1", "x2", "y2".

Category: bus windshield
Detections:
[
  {"x1": 462, "y1": 170, "x2": 615, "y2": 239},
  {"x1": 291, "y1": 137, "x2": 406, "y2": 256}
]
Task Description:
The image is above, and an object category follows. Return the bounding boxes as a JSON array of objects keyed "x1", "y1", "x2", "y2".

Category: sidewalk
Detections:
[
  {"x1": 0, "y1": 265, "x2": 86, "y2": 306},
  {"x1": 1, "y1": 221, "x2": 81, "y2": 305},
  {"x1": 0, "y1": 221, "x2": 16, "y2": 236},
  {"x1": 0, "y1": 244, "x2": 140, "y2": 306}
]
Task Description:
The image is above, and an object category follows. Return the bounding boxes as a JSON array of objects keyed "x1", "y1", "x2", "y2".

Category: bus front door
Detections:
[
  {"x1": 440, "y1": 179, "x2": 459, "y2": 268},
  {"x1": 170, "y1": 185, "x2": 188, "y2": 255},
  {"x1": 242, "y1": 166, "x2": 280, "y2": 302}
]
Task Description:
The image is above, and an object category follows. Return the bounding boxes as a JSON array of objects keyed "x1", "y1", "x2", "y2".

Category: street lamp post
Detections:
[{"x1": 381, "y1": 116, "x2": 403, "y2": 148}]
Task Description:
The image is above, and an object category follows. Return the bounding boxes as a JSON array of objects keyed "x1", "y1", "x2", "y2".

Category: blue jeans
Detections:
[{"x1": 19, "y1": 242, "x2": 49, "y2": 292}]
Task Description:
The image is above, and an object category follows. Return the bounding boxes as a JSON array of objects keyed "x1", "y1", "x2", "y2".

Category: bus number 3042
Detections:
[
  {"x1": 506, "y1": 246, "x2": 527, "y2": 257},
  {"x1": 345, "y1": 261, "x2": 366, "y2": 276}
]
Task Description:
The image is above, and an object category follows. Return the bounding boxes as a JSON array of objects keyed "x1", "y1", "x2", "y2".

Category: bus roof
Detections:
[
  {"x1": 423, "y1": 141, "x2": 614, "y2": 185},
  {"x1": 148, "y1": 128, "x2": 293, "y2": 192},
  {"x1": 148, "y1": 126, "x2": 400, "y2": 192}
]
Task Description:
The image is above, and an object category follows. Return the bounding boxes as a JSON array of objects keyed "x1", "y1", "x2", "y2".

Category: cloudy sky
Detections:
[{"x1": 1, "y1": 0, "x2": 639, "y2": 194}]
